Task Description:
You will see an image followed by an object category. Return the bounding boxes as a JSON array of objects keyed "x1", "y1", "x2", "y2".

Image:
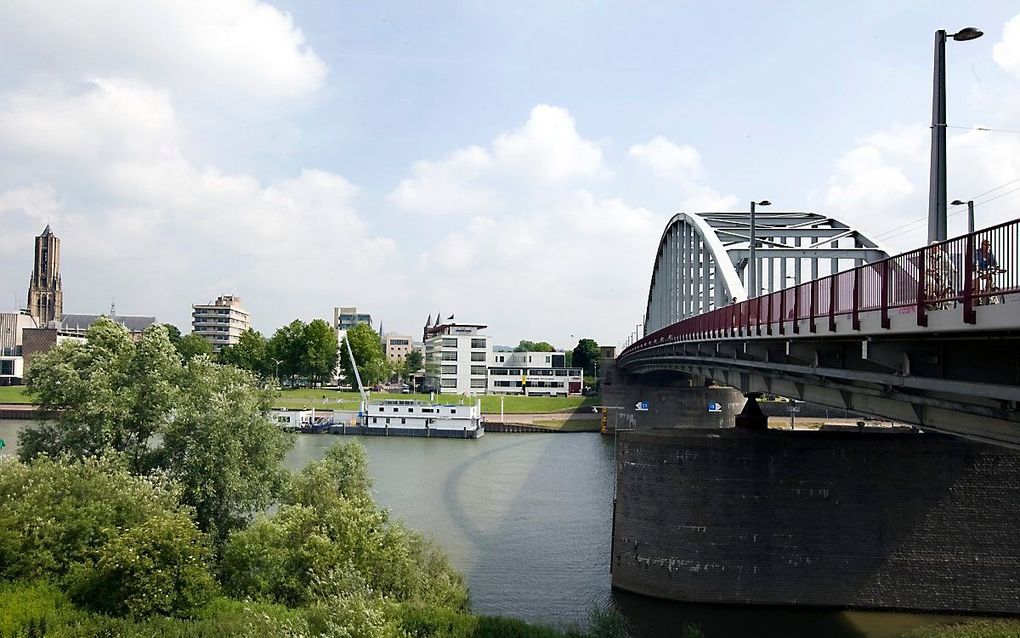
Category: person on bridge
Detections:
[
  {"x1": 925, "y1": 241, "x2": 957, "y2": 309},
  {"x1": 973, "y1": 239, "x2": 999, "y2": 303}
]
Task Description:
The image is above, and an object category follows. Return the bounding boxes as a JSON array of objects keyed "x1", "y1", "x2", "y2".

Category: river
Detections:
[{"x1": 0, "y1": 420, "x2": 981, "y2": 637}]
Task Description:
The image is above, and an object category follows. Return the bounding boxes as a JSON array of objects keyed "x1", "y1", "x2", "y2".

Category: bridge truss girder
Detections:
[
  {"x1": 620, "y1": 333, "x2": 1020, "y2": 449},
  {"x1": 643, "y1": 211, "x2": 888, "y2": 338}
]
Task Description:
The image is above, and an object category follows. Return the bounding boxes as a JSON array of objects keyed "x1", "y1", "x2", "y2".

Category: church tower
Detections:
[{"x1": 27, "y1": 225, "x2": 63, "y2": 326}]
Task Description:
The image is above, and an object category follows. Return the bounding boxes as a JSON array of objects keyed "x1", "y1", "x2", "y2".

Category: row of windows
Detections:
[
  {"x1": 489, "y1": 368, "x2": 581, "y2": 376},
  {"x1": 492, "y1": 380, "x2": 566, "y2": 388},
  {"x1": 438, "y1": 338, "x2": 488, "y2": 349},
  {"x1": 439, "y1": 365, "x2": 488, "y2": 376},
  {"x1": 376, "y1": 406, "x2": 457, "y2": 414}
]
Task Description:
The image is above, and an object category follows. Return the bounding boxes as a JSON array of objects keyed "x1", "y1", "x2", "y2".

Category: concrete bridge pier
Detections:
[{"x1": 600, "y1": 359, "x2": 744, "y2": 431}]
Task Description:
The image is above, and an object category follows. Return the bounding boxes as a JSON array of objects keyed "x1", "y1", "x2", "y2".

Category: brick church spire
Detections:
[{"x1": 27, "y1": 226, "x2": 63, "y2": 326}]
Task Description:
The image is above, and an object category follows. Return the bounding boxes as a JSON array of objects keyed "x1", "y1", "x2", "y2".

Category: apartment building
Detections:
[
  {"x1": 424, "y1": 321, "x2": 491, "y2": 394},
  {"x1": 192, "y1": 295, "x2": 250, "y2": 352},
  {"x1": 383, "y1": 334, "x2": 415, "y2": 362}
]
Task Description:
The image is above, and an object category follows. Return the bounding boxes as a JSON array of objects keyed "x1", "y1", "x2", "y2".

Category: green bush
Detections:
[
  {"x1": 0, "y1": 455, "x2": 183, "y2": 581},
  {"x1": 222, "y1": 442, "x2": 468, "y2": 611},
  {"x1": 66, "y1": 511, "x2": 218, "y2": 617}
]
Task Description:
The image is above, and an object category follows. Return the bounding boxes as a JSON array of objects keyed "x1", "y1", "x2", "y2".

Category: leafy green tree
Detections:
[
  {"x1": 404, "y1": 349, "x2": 424, "y2": 375},
  {"x1": 513, "y1": 340, "x2": 555, "y2": 352},
  {"x1": 571, "y1": 338, "x2": 600, "y2": 376},
  {"x1": 268, "y1": 319, "x2": 306, "y2": 384},
  {"x1": 21, "y1": 320, "x2": 181, "y2": 472},
  {"x1": 339, "y1": 323, "x2": 388, "y2": 388},
  {"x1": 162, "y1": 323, "x2": 182, "y2": 347},
  {"x1": 159, "y1": 357, "x2": 292, "y2": 540},
  {"x1": 220, "y1": 328, "x2": 270, "y2": 376},
  {"x1": 177, "y1": 333, "x2": 213, "y2": 362},
  {"x1": 303, "y1": 319, "x2": 339, "y2": 386}
]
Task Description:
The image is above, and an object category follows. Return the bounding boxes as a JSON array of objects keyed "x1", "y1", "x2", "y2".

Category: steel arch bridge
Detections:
[{"x1": 642, "y1": 211, "x2": 888, "y2": 337}]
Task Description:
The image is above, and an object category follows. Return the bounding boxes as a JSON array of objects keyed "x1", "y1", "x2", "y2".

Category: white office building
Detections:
[
  {"x1": 488, "y1": 351, "x2": 584, "y2": 396},
  {"x1": 0, "y1": 312, "x2": 37, "y2": 385},
  {"x1": 424, "y1": 321, "x2": 491, "y2": 394},
  {"x1": 192, "y1": 295, "x2": 250, "y2": 352}
]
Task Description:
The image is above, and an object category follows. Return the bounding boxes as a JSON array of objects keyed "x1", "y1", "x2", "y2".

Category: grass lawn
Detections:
[
  {"x1": 274, "y1": 388, "x2": 598, "y2": 414},
  {"x1": 0, "y1": 386, "x2": 31, "y2": 404}
]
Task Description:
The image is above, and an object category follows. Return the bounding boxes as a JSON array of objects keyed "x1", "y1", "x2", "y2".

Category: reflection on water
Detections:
[{"x1": 0, "y1": 420, "x2": 986, "y2": 636}]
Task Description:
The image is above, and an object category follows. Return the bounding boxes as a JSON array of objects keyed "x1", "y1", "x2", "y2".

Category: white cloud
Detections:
[
  {"x1": 628, "y1": 136, "x2": 704, "y2": 182},
  {"x1": 0, "y1": 0, "x2": 327, "y2": 101},
  {"x1": 388, "y1": 105, "x2": 607, "y2": 218},
  {"x1": 0, "y1": 79, "x2": 400, "y2": 331},
  {"x1": 491, "y1": 105, "x2": 606, "y2": 182},
  {"x1": 993, "y1": 14, "x2": 1020, "y2": 80}
]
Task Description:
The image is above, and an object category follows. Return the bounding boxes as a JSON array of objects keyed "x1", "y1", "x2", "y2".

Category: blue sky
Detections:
[{"x1": 2, "y1": 1, "x2": 1019, "y2": 347}]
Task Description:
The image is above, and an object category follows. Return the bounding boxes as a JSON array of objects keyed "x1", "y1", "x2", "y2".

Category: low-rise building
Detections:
[
  {"x1": 423, "y1": 319, "x2": 491, "y2": 394},
  {"x1": 487, "y1": 351, "x2": 583, "y2": 397},
  {"x1": 60, "y1": 313, "x2": 157, "y2": 340},
  {"x1": 192, "y1": 295, "x2": 250, "y2": 352},
  {"x1": 0, "y1": 311, "x2": 38, "y2": 385}
]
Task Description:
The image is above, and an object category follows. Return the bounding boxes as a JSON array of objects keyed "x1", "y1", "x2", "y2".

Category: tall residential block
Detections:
[
  {"x1": 192, "y1": 295, "x2": 250, "y2": 352},
  {"x1": 26, "y1": 225, "x2": 63, "y2": 326},
  {"x1": 423, "y1": 318, "x2": 491, "y2": 394}
]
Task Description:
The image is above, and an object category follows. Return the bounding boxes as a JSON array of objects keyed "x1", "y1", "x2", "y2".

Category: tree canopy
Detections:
[
  {"x1": 339, "y1": 323, "x2": 388, "y2": 388},
  {"x1": 177, "y1": 332, "x2": 213, "y2": 362},
  {"x1": 219, "y1": 328, "x2": 269, "y2": 377},
  {"x1": 571, "y1": 338, "x2": 600, "y2": 376},
  {"x1": 513, "y1": 340, "x2": 556, "y2": 352},
  {"x1": 264, "y1": 319, "x2": 339, "y2": 386},
  {"x1": 21, "y1": 318, "x2": 291, "y2": 539}
]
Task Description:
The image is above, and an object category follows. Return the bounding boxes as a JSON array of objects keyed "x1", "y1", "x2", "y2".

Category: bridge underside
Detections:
[{"x1": 622, "y1": 330, "x2": 1020, "y2": 449}]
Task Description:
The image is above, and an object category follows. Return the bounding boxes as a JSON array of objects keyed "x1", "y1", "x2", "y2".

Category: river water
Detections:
[{"x1": 0, "y1": 420, "x2": 980, "y2": 637}]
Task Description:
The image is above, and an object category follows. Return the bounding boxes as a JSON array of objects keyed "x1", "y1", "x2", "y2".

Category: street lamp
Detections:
[
  {"x1": 749, "y1": 200, "x2": 771, "y2": 297},
  {"x1": 928, "y1": 26, "x2": 983, "y2": 243},
  {"x1": 951, "y1": 199, "x2": 975, "y2": 234},
  {"x1": 272, "y1": 358, "x2": 283, "y2": 385}
]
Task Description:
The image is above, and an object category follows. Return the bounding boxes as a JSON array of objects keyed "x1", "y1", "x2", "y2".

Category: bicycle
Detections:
[{"x1": 975, "y1": 267, "x2": 1006, "y2": 306}]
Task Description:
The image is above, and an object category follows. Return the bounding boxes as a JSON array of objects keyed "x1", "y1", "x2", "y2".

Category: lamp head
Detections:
[
  {"x1": 951, "y1": 199, "x2": 965, "y2": 206},
  {"x1": 756, "y1": 200, "x2": 771, "y2": 206},
  {"x1": 952, "y1": 27, "x2": 983, "y2": 41}
]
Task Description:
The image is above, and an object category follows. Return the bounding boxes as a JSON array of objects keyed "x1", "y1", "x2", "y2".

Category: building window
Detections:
[
  {"x1": 442, "y1": 338, "x2": 457, "y2": 348},
  {"x1": 442, "y1": 351, "x2": 458, "y2": 361},
  {"x1": 401, "y1": 418, "x2": 406, "y2": 425},
  {"x1": 471, "y1": 338, "x2": 486, "y2": 349},
  {"x1": 441, "y1": 365, "x2": 457, "y2": 375},
  {"x1": 440, "y1": 378, "x2": 457, "y2": 388},
  {"x1": 470, "y1": 351, "x2": 486, "y2": 362},
  {"x1": 470, "y1": 378, "x2": 486, "y2": 389},
  {"x1": 470, "y1": 365, "x2": 486, "y2": 375},
  {"x1": 545, "y1": 355, "x2": 551, "y2": 363}
]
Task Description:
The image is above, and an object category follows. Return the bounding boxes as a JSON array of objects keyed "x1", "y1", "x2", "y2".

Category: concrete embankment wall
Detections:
[{"x1": 611, "y1": 428, "x2": 1020, "y2": 614}]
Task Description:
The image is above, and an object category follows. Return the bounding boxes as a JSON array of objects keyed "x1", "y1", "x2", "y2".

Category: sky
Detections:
[{"x1": 2, "y1": 1, "x2": 1020, "y2": 348}]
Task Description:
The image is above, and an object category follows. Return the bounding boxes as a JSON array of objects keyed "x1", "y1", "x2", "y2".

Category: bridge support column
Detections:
[{"x1": 734, "y1": 392, "x2": 767, "y2": 431}]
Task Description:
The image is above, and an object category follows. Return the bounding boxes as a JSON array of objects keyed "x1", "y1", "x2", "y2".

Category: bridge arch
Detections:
[{"x1": 643, "y1": 211, "x2": 889, "y2": 335}]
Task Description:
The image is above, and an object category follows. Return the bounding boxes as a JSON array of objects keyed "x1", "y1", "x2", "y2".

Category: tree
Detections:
[
  {"x1": 162, "y1": 323, "x2": 182, "y2": 347},
  {"x1": 21, "y1": 320, "x2": 181, "y2": 472},
  {"x1": 220, "y1": 328, "x2": 270, "y2": 377},
  {"x1": 405, "y1": 349, "x2": 424, "y2": 375},
  {"x1": 267, "y1": 320, "x2": 306, "y2": 385},
  {"x1": 303, "y1": 319, "x2": 339, "y2": 386},
  {"x1": 20, "y1": 317, "x2": 292, "y2": 541},
  {"x1": 339, "y1": 323, "x2": 388, "y2": 388},
  {"x1": 513, "y1": 340, "x2": 555, "y2": 352},
  {"x1": 571, "y1": 338, "x2": 600, "y2": 376},
  {"x1": 159, "y1": 357, "x2": 291, "y2": 539},
  {"x1": 177, "y1": 333, "x2": 213, "y2": 362}
]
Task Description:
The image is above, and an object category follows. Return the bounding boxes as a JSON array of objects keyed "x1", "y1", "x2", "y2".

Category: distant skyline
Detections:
[{"x1": 2, "y1": 2, "x2": 1020, "y2": 347}]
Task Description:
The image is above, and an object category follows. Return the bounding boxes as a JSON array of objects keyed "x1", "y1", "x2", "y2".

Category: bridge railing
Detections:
[{"x1": 625, "y1": 218, "x2": 1020, "y2": 354}]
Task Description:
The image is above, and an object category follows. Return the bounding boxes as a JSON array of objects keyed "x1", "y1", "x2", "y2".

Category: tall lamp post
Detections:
[
  {"x1": 951, "y1": 199, "x2": 975, "y2": 234},
  {"x1": 928, "y1": 26, "x2": 983, "y2": 243},
  {"x1": 749, "y1": 200, "x2": 771, "y2": 298}
]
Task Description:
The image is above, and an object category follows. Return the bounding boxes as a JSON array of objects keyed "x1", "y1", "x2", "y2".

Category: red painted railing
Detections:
[{"x1": 624, "y1": 218, "x2": 1019, "y2": 354}]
